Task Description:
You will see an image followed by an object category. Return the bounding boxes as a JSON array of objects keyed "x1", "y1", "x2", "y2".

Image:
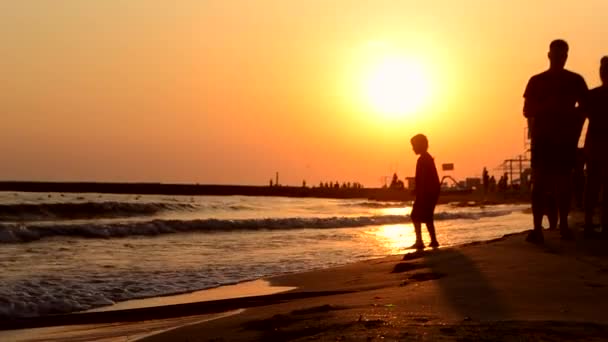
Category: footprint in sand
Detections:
[{"x1": 391, "y1": 262, "x2": 426, "y2": 273}]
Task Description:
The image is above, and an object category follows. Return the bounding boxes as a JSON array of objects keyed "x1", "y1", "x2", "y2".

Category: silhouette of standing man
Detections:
[
  {"x1": 583, "y1": 56, "x2": 608, "y2": 238},
  {"x1": 523, "y1": 39, "x2": 588, "y2": 243}
]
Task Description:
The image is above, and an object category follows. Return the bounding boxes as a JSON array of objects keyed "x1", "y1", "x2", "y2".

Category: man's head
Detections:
[
  {"x1": 601, "y1": 56, "x2": 608, "y2": 85},
  {"x1": 410, "y1": 134, "x2": 428, "y2": 155},
  {"x1": 548, "y1": 39, "x2": 569, "y2": 70}
]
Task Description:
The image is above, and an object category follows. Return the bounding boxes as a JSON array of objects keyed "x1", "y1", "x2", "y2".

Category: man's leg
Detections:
[
  {"x1": 528, "y1": 167, "x2": 545, "y2": 243},
  {"x1": 547, "y1": 193, "x2": 558, "y2": 230},
  {"x1": 600, "y1": 184, "x2": 608, "y2": 237},
  {"x1": 574, "y1": 171, "x2": 585, "y2": 210},
  {"x1": 531, "y1": 168, "x2": 545, "y2": 230},
  {"x1": 585, "y1": 159, "x2": 601, "y2": 235},
  {"x1": 557, "y1": 171, "x2": 574, "y2": 239},
  {"x1": 599, "y1": 162, "x2": 608, "y2": 237}
]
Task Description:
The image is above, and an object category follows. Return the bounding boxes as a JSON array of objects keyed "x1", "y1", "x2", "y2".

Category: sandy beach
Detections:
[{"x1": 7, "y1": 220, "x2": 608, "y2": 341}]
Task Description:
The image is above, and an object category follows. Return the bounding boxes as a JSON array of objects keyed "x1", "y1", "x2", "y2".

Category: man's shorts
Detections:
[
  {"x1": 531, "y1": 139, "x2": 577, "y2": 172},
  {"x1": 531, "y1": 167, "x2": 571, "y2": 195}
]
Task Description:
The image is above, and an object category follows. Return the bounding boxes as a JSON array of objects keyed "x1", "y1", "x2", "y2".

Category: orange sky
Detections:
[{"x1": 2, "y1": 1, "x2": 608, "y2": 186}]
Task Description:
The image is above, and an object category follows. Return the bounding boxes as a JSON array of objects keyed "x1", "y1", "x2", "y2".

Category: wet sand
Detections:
[
  {"x1": 0, "y1": 310, "x2": 243, "y2": 342},
  {"x1": 84, "y1": 280, "x2": 296, "y2": 313}
]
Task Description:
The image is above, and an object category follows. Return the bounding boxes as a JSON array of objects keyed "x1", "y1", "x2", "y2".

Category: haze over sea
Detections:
[{"x1": 0, "y1": 192, "x2": 531, "y2": 319}]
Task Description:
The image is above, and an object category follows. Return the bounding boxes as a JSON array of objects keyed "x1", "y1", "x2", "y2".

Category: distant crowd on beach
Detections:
[{"x1": 481, "y1": 168, "x2": 524, "y2": 193}]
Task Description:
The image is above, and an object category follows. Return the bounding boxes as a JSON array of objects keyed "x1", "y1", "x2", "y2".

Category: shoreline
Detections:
[
  {"x1": 0, "y1": 231, "x2": 527, "y2": 332},
  {"x1": 83, "y1": 279, "x2": 297, "y2": 314},
  {"x1": 0, "y1": 310, "x2": 246, "y2": 342}
]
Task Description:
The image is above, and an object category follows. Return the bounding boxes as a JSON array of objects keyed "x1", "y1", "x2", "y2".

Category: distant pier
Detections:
[{"x1": 0, "y1": 181, "x2": 529, "y2": 204}]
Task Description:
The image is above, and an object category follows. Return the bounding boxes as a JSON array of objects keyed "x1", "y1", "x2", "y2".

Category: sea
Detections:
[{"x1": 0, "y1": 192, "x2": 532, "y2": 319}]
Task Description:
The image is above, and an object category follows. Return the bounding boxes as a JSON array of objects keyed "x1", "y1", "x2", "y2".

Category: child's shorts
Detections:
[{"x1": 411, "y1": 198, "x2": 437, "y2": 223}]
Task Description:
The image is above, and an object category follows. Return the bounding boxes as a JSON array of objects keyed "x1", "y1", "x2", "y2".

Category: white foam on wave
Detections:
[
  {"x1": 342, "y1": 201, "x2": 408, "y2": 208},
  {"x1": 0, "y1": 209, "x2": 514, "y2": 244},
  {"x1": 0, "y1": 201, "x2": 200, "y2": 221},
  {"x1": 0, "y1": 271, "x2": 224, "y2": 319},
  {"x1": 0, "y1": 259, "x2": 315, "y2": 319}
]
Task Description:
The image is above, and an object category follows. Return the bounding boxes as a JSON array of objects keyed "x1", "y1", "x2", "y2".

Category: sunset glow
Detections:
[
  {"x1": 363, "y1": 55, "x2": 431, "y2": 119},
  {"x1": 2, "y1": 1, "x2": 608, "y2": 185}
]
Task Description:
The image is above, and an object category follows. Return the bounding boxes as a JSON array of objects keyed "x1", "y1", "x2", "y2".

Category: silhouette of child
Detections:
[{"x1": 409, "y1": 134, "x2": 440, "y2": 250}]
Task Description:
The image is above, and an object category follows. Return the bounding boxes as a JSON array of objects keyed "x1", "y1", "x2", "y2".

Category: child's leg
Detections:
[
  {"x1": 426, "y1": 220, "x2": 439, "y2": 247},
  {"x1": 412, "y1": 220, "x2": 424, "y2": 248},
  {"x1": 428, "y1": 200, "x2": 439, "y2": 245},
  {"x1": 546, "y1": 193, "x2": 558, "y2": 230}
]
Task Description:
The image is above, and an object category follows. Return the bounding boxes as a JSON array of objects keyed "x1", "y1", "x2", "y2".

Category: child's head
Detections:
[{"x1": 410, "y1": 134, "x2": 428, "y2": 155}]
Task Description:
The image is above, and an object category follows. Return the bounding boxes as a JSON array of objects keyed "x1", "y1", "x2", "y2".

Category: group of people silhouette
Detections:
[
  {"x1": 408, "y1": 39, "x2": 607, "y2": 250},
  {"x1": 524, "y1": 39, "x2": 608, "y2": 243}
]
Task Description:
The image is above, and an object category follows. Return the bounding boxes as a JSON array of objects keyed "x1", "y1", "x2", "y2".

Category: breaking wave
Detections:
[
  {"x1": 0, "y1": 209, "x2": 513, "y2": 244},
  {"x1": 342, "y1": 201, "x2": 408, "y2": 208},
  {"x1": 0, "y1": 202, "x2": 200, "y2": 221}
]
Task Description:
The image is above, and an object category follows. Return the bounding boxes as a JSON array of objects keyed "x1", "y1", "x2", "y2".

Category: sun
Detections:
[{"x1": 362, "y1": 55, "x2": 431, "y2": 118}]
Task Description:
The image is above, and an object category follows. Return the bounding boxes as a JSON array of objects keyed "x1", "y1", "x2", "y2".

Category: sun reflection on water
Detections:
[
  {"x1": 378, "y1": 206, "x2": 411, "y2": 217},
  {"x1": 365, "y1": 224, "x2": 416, "y2": 255}
]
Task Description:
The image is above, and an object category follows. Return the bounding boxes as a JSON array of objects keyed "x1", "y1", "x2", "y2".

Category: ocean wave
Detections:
[
  {"x1": 0, "y1": 271, "x2": 227, "y2": 319},
  {"x1": 0, "y1": 209, "x2": 513, "y2": 244},
  {"x1": 0, "y1": 202, "x2": 200, "y2": 221},
  {"x1": 343, "y1": 201, "x2": 408, "y2": 208}
]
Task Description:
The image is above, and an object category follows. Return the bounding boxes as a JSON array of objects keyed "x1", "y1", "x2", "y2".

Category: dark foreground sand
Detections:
[
  {"x1": 5, "y1": 220, "x2": 608, "y2": 341},
  {"x1": 141, "y1": 226, "x2": 608, "y2": 341}
]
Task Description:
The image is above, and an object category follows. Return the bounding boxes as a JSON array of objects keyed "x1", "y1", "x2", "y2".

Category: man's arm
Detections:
[
  {"x1": 576, "y1": 75, "x2": 590, "y2": 118},
  {"x1": 523, "y1": 77, "x2": 540, "y2": 118},
  {"x1": 574, "y1": 76, "x2": 590, "y2": 149},
  {"x1": 523, "y1": 77, "x2": 539, "y2": 140},
  {"x1": 523, "y1": 98, "x2": 541, "y2": 118}
]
